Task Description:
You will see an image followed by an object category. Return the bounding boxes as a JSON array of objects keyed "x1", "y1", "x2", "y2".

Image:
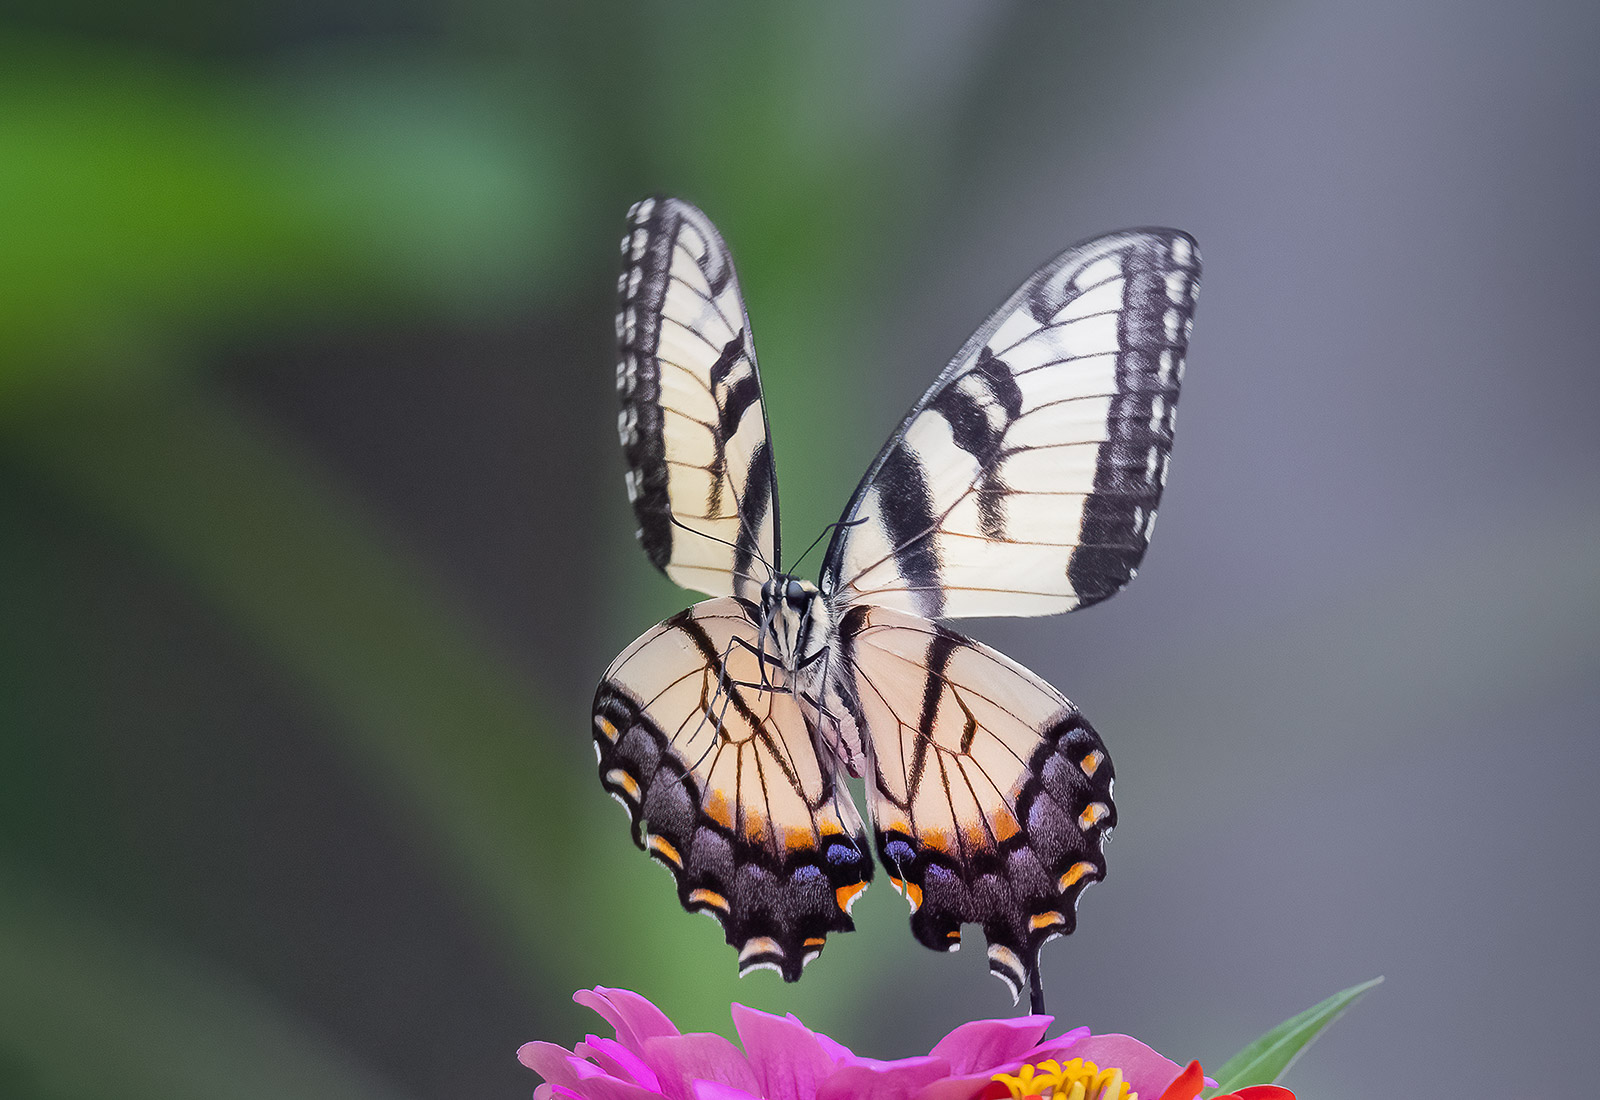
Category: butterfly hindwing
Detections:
[
  {"x1": 617, "y1": 197, "x2": 780, "y2": 601},
  {"x1": 822, "y1": 229, "x2": 1200, "y2": 619},
  {"x1": 838, "y1": 603, "x2": 1115, "y2": 1005},
  {"x1": 593, "y1": 597, "x2": 873, "y2": 979}
]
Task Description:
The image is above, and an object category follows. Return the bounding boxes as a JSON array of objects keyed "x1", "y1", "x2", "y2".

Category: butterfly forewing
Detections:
[
  {"x1": 617, "y1": 197, "x2": 780, "y2": 600},
  {"x1": 821, "y1": 229, "x2": 1200, "y2": 619},
  {"x1": 593, "y1": 597, "x2": 873, "y2": 979},
  {"x1": 838, "y1": 604, "x2": 1115, "y2": 1005}
]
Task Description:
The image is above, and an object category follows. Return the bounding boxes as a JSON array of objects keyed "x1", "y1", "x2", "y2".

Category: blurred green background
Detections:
[{"x1": 3, "y1": 3, "x2": 1598, "y2": 1098}]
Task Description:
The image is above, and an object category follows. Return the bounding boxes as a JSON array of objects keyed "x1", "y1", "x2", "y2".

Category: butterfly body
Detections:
[
  {"x1": 756, "y1": 574, "x2": 831, "y2": 679},
  {"x1": 597, "y1": 197, "x2": 1199, "y2": 1011}
]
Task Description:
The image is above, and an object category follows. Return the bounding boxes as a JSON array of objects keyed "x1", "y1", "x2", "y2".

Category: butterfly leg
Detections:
[
  {"x1": 681, "y1": 634, "x2": 743, "y2": 751},
  {"x1": 728, "y1": 634, "x2": 791, "y2": 694}
]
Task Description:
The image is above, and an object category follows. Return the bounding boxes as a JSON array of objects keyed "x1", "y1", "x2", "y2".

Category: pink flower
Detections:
[{"x1": 518, "y1": 987, "x2": 1242, "y2": 1100}]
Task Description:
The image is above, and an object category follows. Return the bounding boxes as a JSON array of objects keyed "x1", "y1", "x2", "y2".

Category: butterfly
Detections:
[{"x1": 594, "y1": 196, "x2": 1199, "y2": 1013}]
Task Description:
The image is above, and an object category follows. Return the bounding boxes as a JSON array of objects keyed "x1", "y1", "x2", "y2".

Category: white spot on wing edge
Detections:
[
  {"x1": 1163, "y1": 308, "x2": 1181, "y2": 342},
  {"x1": 986, "y1": 944, "x2": 1024, "y2": 1005},
  {"x1": 1157, "y1": 349, "x2": 1179, "y2": 386},
  {"x1": 738, "y1": 936, "x2": 784, "y2": 963}
]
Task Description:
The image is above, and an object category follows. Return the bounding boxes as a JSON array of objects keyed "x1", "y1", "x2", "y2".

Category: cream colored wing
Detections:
[
  {"x1": 821, "y1": 229, "x2": 1200, "y2": 619},
  {"x1": 616, "y1": 197, "x2": 779, "y2": 600},
  {"x1": 593, "y1": 597, "x2": 872, "y2": 979},
  {"x1": 838, "y1": 603, "x2": 1115, "y2": 1011}
]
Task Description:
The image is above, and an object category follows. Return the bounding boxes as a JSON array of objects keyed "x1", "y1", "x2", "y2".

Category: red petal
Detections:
[
  {"x1": 971, "y1": 1083, "x2": 1013, "y2": 1100},
  {"x1": 1228, "y1": 1088, "x2": 1295, "y2": 1099},
  {"x1": 1155, "y1": 1061, "x2": 1206, "y2": 1100}
]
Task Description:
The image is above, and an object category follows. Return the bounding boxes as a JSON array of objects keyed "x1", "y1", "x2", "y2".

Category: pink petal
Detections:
[
  {"x1": 565, "y1": 1059, "x2": 667, "y2": 1100},
  {"x1": 565, "y1": 1074, "x2": 663, "y2": 1100},
  {"x1": 519, "y1": 1042, "x2": 583, "y2": 1090},
  {"x1": 929, "y1": 1016, "x2": 1053, "y2": 1075},
  {"x1": 574, "y1": 988, "x2": 682, "y2": 1050},
  {"x1": 1017, "y1": 1026, "x2": 1091, "y2": 1062},
  {"x1": 812, "y1": 1027, "x2": 855, "y2": 1064},
  {"x1": 690, "y1": 1083, "x2": 764, "y2": 1100},
  {"x1": 818, "y1": 1055, "x2": 952, "y2": 1100},
  {"x1": 1066, "y1": 1034, "x2": 1195, "y2": 1096},
  {"x1": 731, "y1": 1004, "x2": 836, "y2": 1100},
  {"x1": 911, "y1": 1029, "x2": 1095, "y2": 1100},
  {"x1": 912, "y1": 1071, "x2": 1013, "y2": 1100},
  {"x1": 640, "y1": 1033, "x2": 761, "y2": 1100},
  {"x1": 578, "y1": 1036, "x2": 663, "y2": 1092}
]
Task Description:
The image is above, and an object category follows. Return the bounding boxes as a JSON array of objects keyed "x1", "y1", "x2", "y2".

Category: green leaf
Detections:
[{"x1": 1204, "y1": 976, "x2": 1383, "y2": 1095}]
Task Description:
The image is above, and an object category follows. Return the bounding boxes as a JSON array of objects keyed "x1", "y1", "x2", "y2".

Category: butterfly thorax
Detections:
[{"x1": 757, "y1": 574, "x2": 831, "y2": 677}]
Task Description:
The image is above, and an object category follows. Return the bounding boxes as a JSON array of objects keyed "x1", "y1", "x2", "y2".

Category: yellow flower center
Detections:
[{"x1": 988, "y1": 1058, "x2": 1137, "y2": 1100}]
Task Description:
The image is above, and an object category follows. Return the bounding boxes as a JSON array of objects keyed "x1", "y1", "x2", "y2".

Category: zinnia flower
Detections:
[{"x1": 518, "y1": 987, "x2": 1291, "y2": 1100}]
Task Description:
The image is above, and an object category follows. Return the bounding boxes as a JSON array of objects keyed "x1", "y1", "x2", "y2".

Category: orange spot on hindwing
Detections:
[
  {"x1": 688, "y1": 888, "x2": 729, "y2": 913},
  {"x1": 703, "y1": 790, "x2": 733, "y2": 829},
  {"x1": 1058, "y1": 861, "x2": 1097, "y2": 890},
  {"x1": 646, "y1": 834, "x2": 682, "y2": 868},
  {"x1": 835, "y1": 881, "x2": 868, "y2": 916},
  {"x1": 889, "y1": 877, "x2": 923, "y2": 913},
  {"x1": 990, "y1": 806, "x2": 1021, "y2": 843}
]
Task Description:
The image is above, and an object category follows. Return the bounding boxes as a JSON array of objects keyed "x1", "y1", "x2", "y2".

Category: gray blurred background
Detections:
[{"x1": 2, "y1": 2, "x2": 1597, "y2": 1098}]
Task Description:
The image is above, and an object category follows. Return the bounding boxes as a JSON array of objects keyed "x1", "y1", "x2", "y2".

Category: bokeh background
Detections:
[{"x1": 3, "y1": 3, "x2": 1598, "y2": 1097}]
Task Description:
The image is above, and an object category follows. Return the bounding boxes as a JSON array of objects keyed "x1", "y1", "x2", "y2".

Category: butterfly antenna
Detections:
[
  {"x1": 791, "y1": 515, "x2": 869, "y2": 574},
  {"x1": 668, "y1": 515, "x2": 776, "y2": 576}
]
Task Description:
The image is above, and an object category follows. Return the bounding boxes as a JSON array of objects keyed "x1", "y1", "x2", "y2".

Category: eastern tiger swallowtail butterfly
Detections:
[{"x1": 595, "y1": 196, "x2": 1199, "y2": 1013}]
